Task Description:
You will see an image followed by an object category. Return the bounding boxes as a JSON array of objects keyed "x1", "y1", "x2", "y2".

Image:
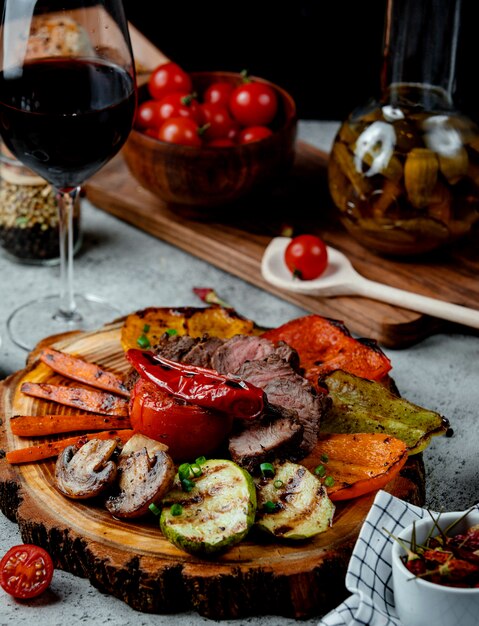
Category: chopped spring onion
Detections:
[
  {"x1": 171, "y1": 503, "x2": 183, "y2": 516},
  {"x1": 320, "y1": 453, "x2": 329, "y2": 463},
  {"x1": 149, "y1": 502, "x2": 161, "y2": 516},
  {"x1": 137, "y1": 334, "x2": 151, "y2": 349},
  {"x1": 273, "y1": 479, "x2": 283, "y2": 489},
  {"x1": 260, "y1": 462, "x2": 275, "y2": 477},
  {"x1": 324, "y1": 476, "x2": 335, "y2": 487},
  {"x1": 181, "y1": 478, "x2": 195, "y2": 493},
  {"x1": 143, "y1": 323, "x2": 151, "y2": 333},
  {"x1": 178, "y1": 463, "x2": 191, "y2": 480},
  {"x1": 166, "y1": 328, "x2": 178, "y2": 336},
  {"x1": 189, "y1": 463, "x2": 203, "y2": 477},
  {"x1": 314, "y1": 464, "x2": 326, "y2": 477},
  {"x1": 263, "y1": 500, "x2": 279, "y2": 513}
]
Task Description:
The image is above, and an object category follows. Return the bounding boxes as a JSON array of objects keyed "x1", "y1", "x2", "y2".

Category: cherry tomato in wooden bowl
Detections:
[
  {"x1": 285, "y1": 234, "x2": 329, "y2": 280},
  {"x1": 0, "y1": 544, "x2": 54, "y2": 599},
  {"x1": 157, "y1": 117, "x2": 202, "y2": 147},
  {"x1": 129, "y1": 379, "x2": 234, "y2": 461},
  {"x1": 204, "y1": 81, "x2": 235, "y2": 108},
  {"x1": 155, "y1": 92, "x2": 203, "y2": 125},
  {"x1": 148, "y1": 61, "x2": 192, "y2": 101},
  {"x1": 239, "y1": 125, "x2": 273, "y2": 144},
  {"x1": 230, "y1": 79, "x2": 278, "y2": 126},
  {"x1": 123, "y1": 71, "x2": 297, "y2": 208}
]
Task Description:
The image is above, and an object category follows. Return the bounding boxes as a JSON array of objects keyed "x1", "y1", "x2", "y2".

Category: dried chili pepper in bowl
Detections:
[{"x1": 391, "y1": 509, "x2": 479, "y2": 626}]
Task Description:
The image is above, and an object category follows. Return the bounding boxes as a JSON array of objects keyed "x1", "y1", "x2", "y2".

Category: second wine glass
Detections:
[{"x1": 0, "y1": 0, "x2": 137, "y2": 350}]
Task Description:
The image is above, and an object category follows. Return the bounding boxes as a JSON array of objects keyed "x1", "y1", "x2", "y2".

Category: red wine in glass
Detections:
[
  {"x1": 0, "y1": 1, "x2": 137, "y2": 351},
  {"x1": 0, "y1": 58, "x2": 135, "y2": 189}
]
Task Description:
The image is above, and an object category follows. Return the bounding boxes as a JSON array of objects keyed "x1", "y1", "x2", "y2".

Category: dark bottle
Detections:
[{"x1": 328, "y1": 0, "x2": 479, "y2": 256}]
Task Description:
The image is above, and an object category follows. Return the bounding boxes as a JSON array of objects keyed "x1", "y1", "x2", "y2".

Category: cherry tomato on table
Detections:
[
  {"x1": 130, "y1": 379, "x2": 234, "y2": 461},
  {"x1": 284, "y1": 234, "x2": 329, "y2": 280},
  {"x1": 0, "y1": 544, "x2": 54, "y2": 599},
  {"x1": 239, "y1": 125, "x2": 273, "y2": 144},
  {"x1": 157, "y1": 117, "x2": 202, "y2": 147},
  {"x1": 148, "y1": 62, "x2": 193, "y2": 101},
  {"x1": 230, "y1": 79, "x2": 278, "y2": 126},
  {"x1": 204, "y1": 81, "x2": 235, "y2": 108}
]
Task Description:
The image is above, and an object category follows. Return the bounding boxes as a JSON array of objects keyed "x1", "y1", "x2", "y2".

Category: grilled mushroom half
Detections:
[
  {"x1": 106, "y1": 435, "x2": 175, "y2": 519},
  {"x1": 55, "y1": 438, "x2": 118, "y2": 499}
]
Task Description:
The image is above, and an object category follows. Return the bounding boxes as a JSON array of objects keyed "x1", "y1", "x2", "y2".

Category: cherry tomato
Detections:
[
  {"x1": 0, "y1": 544, "x2": 54, "y2": 599},
  {"x1": 204, "y1": 81, "x2": 234, "y2": 108},
  {"x1": 284, "y1": 234, "x2": 329, "y2": 280},
  {"x1": 156, "y1": 92, "x2": 203, "y2": 124},
  {"x1": 157, "y1": 117, "x2": 202, "y2": 147},
  {"x1": 207, "y1": 138, "x2": 236, "y2": 147},
  {"x1": 230, "y1": 80, "x2": 278, "y2": 126},
  {"x1": 238, "y1": 125, "x2": 273, "y2": 144},
  {"x1": 200, "y1": 103, "x2": 238, "y2": 140},
  {"x1": 135, "y1": 99, "x2": 164, "y2": 130},
  {"x1": 130, "y1": 379, "x2": 234, "y2": 461},
  {"x1": 148, "y1": 62, "x2": 192, "y2": 101}
]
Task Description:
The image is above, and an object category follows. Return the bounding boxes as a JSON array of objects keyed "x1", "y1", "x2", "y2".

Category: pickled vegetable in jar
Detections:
[
  {"x1": 0, "y1": 148, "x2": 81, "y2": 264},
  {"x1": 328, "y1": 0, "x2": 479, "y2": 256}
]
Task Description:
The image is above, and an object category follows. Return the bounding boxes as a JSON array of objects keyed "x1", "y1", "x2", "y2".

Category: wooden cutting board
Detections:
[
  {"x1": 0, "y1": 324, "x2": 425, "y2": 620},
  {"x1": 85, "y1": 142, "x2": 479, "y2": 349}
]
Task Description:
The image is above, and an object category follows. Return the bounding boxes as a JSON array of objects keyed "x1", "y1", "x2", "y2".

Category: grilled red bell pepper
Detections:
[{"x1": 126, "y1": 349, "x2": 264, "y2": 419}]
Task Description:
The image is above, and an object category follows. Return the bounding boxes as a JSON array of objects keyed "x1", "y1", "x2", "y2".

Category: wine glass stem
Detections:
[{"x1": 55, "y1": 186, "x2": 81, "y2": 323}]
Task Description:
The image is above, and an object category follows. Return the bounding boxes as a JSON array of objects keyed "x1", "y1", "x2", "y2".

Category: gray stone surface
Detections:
[{"x1": 0, "y1": 121, "x2": 478, "y2": 624}]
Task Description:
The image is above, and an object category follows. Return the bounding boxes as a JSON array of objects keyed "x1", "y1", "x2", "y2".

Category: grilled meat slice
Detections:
[
  {"x1": 228, "y1": 408, "x2": 304, "y2": 473},
  {"x1": 182, "y1": 335, "x2": 225, "y2": 367},
  {"x1": 235, "y1": 354, "x2": 328, "y2": 455},
  {"x1": 151, "y1": 334, "x2": 198, "y2": 361},
  {"x1": 211, "y1": 335, "x2": 300, "y2": 375}
]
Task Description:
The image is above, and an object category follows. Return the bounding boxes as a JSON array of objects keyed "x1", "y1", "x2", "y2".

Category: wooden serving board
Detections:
[
  {"x1": 85, "y1": 142, "x2": 479, "y2": 349},
  {"x1": 0, "y1": 325, "x2": 425, "y2": 620}
]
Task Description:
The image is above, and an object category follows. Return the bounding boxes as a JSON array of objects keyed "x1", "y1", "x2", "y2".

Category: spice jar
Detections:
[
  {"x1": 328, "y1": 0, "x2": 479, "y2": 256},
  {"x1": 0, "y1": 147, "x2": 81, "y2": 264}
]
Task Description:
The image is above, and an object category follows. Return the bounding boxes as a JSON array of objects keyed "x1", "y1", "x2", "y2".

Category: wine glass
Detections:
[{"x1": 0, "y1": 0, "x2": 137, "y2": 350}]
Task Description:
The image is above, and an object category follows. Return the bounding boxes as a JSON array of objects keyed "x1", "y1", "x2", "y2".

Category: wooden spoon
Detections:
[{"x1": 261, "y1": 237, "x2": 479, "y2": 330}]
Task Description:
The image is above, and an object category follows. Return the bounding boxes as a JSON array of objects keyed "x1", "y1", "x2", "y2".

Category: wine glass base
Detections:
[{"x1": 7, "y1": 294, "x2": 123, "y2": 352}]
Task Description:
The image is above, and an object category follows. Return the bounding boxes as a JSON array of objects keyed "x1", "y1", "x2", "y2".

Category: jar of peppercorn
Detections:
[{"x1": 0, "y1": 145, "x2": 81, "y2": 264}]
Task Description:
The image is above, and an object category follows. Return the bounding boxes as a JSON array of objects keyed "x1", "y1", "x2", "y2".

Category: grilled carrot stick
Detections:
[
  {"x1": 20, "y1": 382, "x2": 129, "y2": 417},
  {"x1": 39, "y1": 347, "x2": 130, "y2": 398},
  {"x1": 6, "y1": 429, "x2": 134, "y2": 464},
  {"x1": 10, "y1": 414, "x2": 132, "y2": 437}
]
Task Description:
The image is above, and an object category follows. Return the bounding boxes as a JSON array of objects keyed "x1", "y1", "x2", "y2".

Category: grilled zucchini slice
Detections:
[
  {"x1": 160, "y1": 459, "x2": 256, "y2": 555},
  {"x1": 255, "y1": 461, "x2": 335, "y2": 540}
]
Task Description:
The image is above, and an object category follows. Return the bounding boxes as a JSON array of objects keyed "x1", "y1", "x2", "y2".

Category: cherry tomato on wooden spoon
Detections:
[
  {"x1": 0, "y1": 544, "x2": 54, "y2": 599},
  {"x1": 284, "y1": 234, "x2": 329, "y2": 280},
  {"x1": 230, "y1": 77, "x2": 278, "y2": 126},
  {"x1": 148, "y1": 62, "x2": 192, "y2": 101},
  {"x1": 157, "y1": 117, "x2": 202, "y2": 147}
]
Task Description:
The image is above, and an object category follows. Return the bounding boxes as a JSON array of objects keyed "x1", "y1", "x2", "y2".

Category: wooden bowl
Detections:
[{"x1": 122, "y1": 71, "x2": 297, "y2": 208}]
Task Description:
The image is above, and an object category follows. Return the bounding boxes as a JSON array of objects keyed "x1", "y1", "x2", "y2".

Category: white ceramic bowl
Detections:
[{"x1": 392, "y1": 509, "x2": 479, "y2": 626}]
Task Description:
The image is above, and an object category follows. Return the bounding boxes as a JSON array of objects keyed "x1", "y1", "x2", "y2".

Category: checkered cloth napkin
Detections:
[{"x1": 318, "y1": 490, "x2": 430, "y2": 626}]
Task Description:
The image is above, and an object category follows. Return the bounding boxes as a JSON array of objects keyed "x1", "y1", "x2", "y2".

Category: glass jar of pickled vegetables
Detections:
[
  {"x1": 328, "y1": 0, "x2": 479, "y2": 256},
  {"x1": 0, "y1": 145, "x2": 81, "y2": 264}
]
